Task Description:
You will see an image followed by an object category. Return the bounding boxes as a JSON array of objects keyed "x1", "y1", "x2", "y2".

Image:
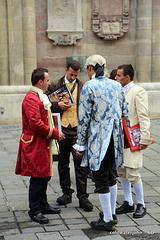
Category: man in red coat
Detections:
[{"x1": 15, "y1": 68, "x2": 65, "y2": 224}]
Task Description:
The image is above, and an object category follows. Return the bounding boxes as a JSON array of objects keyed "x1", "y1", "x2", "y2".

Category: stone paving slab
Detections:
[
  {"x1": 21, "y1": 226, "x2": 45, "y2": 234},
  {"x1": 92, "y1": 236, "x2": 125, "y2": 240},
  {"x1": 138, "y1": 225, "x2": 160, "y2": 234},
  {"x1": 0, "y1": 119, "x2": 160, "y2": 240},
  {"x1": 4, "y1": 233, "x2": 38, "y2": 240},
  {"x1": 37, "y1": 232, "x2": 63, "y2": 240},
  {"x1": 60, "y1": 229, "x2": 88, "y2": 237},
  {"x1": 64, "y1": 236, "x2": 90, "y2": 240}
]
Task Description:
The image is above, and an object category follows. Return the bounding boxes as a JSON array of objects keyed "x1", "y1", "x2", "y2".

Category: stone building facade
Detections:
[{"x1": 0, "y1": 0, "x2": 160, "y2": 124}]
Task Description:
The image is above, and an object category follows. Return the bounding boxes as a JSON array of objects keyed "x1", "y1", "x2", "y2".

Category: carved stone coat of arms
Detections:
[{"x1": 92, "y1": 0, "x2": 130, "y2": 40}]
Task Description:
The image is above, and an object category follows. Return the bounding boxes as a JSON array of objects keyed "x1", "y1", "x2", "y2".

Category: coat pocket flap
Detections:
[{"x1": 21, "y1": 133, "x2": 33, "y2": 144}]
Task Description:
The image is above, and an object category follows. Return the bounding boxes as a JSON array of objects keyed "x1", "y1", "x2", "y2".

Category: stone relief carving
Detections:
[
  {"x1": 52, "y1": 0, "x2": 74, "y2": 16},
  {"x1": 47, "y1": 0, "x2": 83, "y2": 45},
  {"x1": 92, "y1": 0, "x2": 130, "y2": 40}
]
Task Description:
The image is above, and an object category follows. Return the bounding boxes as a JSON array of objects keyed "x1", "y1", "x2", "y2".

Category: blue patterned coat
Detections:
[{"x1": 76, "y1": 76, "x2": 129, "y2": 171}]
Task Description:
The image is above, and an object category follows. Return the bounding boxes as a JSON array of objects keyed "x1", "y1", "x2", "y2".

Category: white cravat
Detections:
[{"x1": 30, "y1": 86, "x2": 51, "y2": 111}]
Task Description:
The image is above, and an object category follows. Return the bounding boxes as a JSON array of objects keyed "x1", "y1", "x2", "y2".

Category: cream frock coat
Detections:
[{"x1": 124, "y1": 84, "x2": 152, "y2": 168}]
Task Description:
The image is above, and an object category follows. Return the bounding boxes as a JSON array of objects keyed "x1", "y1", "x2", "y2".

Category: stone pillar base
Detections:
[
  {"x1": 137, "y1": 82, "x2": 160, "y2": 118},
  {"x1": 0, "y1": 86, "x2": 30, "y2": 124}
]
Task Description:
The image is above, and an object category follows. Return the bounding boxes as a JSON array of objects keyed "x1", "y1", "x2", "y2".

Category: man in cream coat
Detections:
[{"x1": 115, "y1": 64, "x2": 153, "y2": 218}]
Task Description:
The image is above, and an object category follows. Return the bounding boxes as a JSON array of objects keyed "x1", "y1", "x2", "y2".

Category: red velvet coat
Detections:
[{"x1": 15, "y1": 90, "x2": 59, "y2": 177}]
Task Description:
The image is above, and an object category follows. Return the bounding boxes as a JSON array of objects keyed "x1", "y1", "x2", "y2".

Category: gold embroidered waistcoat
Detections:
[{"x1": 61, "y1": 82, "x2": 78, "y2": 128}]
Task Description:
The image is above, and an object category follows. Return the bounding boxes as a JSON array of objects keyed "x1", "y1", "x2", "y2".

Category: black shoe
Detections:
[
  {"x1": 56, "y1": 192, "x2": 72, "y2": 205},
  {"x1": 79, "y1": 196, "x2": 93, "y2": 212},
  {"x1": 133, "y1": 204, "x2": 146, "y2": 218},
  {"x1": 30, "y1": 213, "x2": 49, "y2": 224},
  {"x1": 41, "y1": 205, "x2": 61, "y2": 214},
  {"x1": 99, "y1": 211, "x2": 118, "y2": 224},
  {"x1": 116, "y1": 201, "x2": 134, "y2": 214},
  {"x1": 90, "y1": 218, "x2": 115, "y2": 231}
]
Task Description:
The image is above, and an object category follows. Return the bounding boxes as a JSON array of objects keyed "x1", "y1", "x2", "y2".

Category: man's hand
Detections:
[
  {"x1": 58, "y1": 101, "x2": 71, "y2": 110},
  {"x1": 58, "y1": 131, "x2": 65, "y2": 141},
  {"x1": 75, "y1": 150, "x2": 85, "y2": 159},
  {"x1": 139, "y1": 144, "x2": 148, "y2": 150}
]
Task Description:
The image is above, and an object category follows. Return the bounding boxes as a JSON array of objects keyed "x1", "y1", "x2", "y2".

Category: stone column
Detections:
[
  {"x1": 7, "y1": 0, "x2": 24, "y2": 85},
  {"x1": 152, "y1": 0, "x2": 160, "y2": 82},
  {"x1": 136, "y1": 0, "x2": 152, "y2": 82},
  {"x1": 0, "y1": 0, "x2": 9, "y2": 85},
  {"x1": 22, "y1": 0, "x2": 37, "y2": 85}
]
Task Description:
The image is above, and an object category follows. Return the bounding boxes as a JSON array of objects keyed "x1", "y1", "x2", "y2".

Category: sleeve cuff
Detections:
[{"x1": 73, "y1": 143, "x2": 85, "y2": 151}]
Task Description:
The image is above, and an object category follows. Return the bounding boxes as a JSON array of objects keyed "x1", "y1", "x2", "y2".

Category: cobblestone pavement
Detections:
[{"x1": 0, "y1": 119, "x2": 160, "y2": 240}]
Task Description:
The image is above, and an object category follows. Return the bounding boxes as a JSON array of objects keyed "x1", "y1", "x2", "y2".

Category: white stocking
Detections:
[
  {"x1": 109, "y1": 184, "x2": 117, "y2": 215},
  {"x1": 99, "y1": 193, "x2": 112, "y2": 223},
  {"x1": 133, "y1": 181, "x2": 145, "y2": 207},
  {"x1": 121, "y1": 179, "x2": 133, "y2": 206}
]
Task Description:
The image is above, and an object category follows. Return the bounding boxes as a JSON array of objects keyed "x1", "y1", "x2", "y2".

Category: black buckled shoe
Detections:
[
  {"x1": 56, "y1": 192, "x2": 73, "y2": 205},
  {"x1": 79, "y1": 196, "x2": 93, "y2": 212},
  {"x1": 133, "y1": 204, "x2": 146, "y2": 218},
  {"x1": 116, "y1": 201, "x2": 135, "y2": 214},
  {"x1": 30, "y1": 213, "x2": 49, "y2": 224},
  {"x1": 99, "y1": 211, "x2": 118, "y2": 224},
  {"x1": 41, "y1": 205, "x2": 61, "y2": 214},
  {"x1": 91, "y1": 218, "x2": 115, "y2": 231}
]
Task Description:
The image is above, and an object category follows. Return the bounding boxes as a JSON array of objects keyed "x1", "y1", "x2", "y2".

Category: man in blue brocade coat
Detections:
[{"x1": 73, "y1": 55, "x2": 130, "y2": 231}]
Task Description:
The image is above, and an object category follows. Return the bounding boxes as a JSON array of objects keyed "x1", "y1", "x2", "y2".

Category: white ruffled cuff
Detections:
[{"x1": 73, "y1": 143, "x2": 85, "y2": 151}]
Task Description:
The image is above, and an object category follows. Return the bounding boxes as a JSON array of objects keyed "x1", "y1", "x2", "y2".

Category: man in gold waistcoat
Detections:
[{"x1": 50, "y1": 60, "x2": 93, "y2": 211}]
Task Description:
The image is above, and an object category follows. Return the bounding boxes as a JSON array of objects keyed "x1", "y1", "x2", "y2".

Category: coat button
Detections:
[{"x1": 47, "y1": 147, "x2": 50, "y2": 149}]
